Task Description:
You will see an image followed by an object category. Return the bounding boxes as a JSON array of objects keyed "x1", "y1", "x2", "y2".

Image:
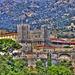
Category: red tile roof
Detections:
[
  {"x1": 52, "y1": 41, "x2": 69, "y2": 44},
  {"x1": 5, "y1": 32, "x2": 17, "y2": 34},
  {"x1": 71, "y1": 40, "x2": 75, "y2": 42},
  {"x1": 51, "y1": 38, "x2": 65, "y2": 41},
  {"x1": 52, "y1": 53, "x2": 58, "y2": 54},
  {"x1": 70, "y1": 42, "x2": 75, "y2": 44}
]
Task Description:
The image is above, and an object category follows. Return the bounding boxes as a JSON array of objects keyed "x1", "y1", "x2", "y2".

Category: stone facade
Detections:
[
  {"x1": 17, "y1": 24, "x2": 50, "y2": 52},
  {"x1": 17, "y1": 24, "x2": 30, "y2": 40}
]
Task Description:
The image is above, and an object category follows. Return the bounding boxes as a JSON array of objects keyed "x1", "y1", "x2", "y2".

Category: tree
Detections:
[
  {"x1": 57, "y1": 60, "x2": 73, "y2": 71},
  {"x1": 47, "y1": 54, "x2": 52, "y2": 66},
  {"x1": 47, "y1": 66, "x2": 73, "y2": 75},
  {"x1": 47, "y1": 59, "x2": 52, "y2": 66},
  {"x1": 0, "y1": 39, "x2": 22, "y2": 52},
  {"x1": 36, "y1": 61, "x2": 43, "y2": 68},
  {"x1": 0, "y1": 53, "x2": 27, "y2": 75},
  {"x1": 0, "y1": 53, "x2": 74, "y2": 75},
  {"x1": 36, "y1": 61, "x2": 44, "y2": 72},
  {"x1": 30, "y1": 66, "x2": 33, "y2": 70}
]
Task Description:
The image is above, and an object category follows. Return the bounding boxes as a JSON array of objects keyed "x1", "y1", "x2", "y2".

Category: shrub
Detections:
[{"x1": 64, "y1": 46, "x2": 73, "y2": 48}]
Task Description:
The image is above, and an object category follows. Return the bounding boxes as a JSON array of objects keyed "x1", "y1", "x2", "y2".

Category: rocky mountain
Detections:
[{"x1": 0, "y1": 0, "x2": 75, "y2": 32}]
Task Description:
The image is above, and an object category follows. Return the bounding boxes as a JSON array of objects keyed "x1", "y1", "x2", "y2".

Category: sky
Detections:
[{"x1": 0, "y1": 0, "x2": 4, "y2": 3}]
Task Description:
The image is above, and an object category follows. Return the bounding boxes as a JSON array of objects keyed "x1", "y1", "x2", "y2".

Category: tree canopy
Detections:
[
  {"x1": 47, "y1": 66, "x2": 73, "y2": 75},
  {"x1": 0, "y1": 39, "x2": 22, "y2": 52},
  {"x1": 0, "y1": 53, "x2": 74, "y2": 75},
  {"x1": 0, "y1": 53, "x2": 27, "y2": 75},
  {"x1": 0, "y1": 39, "x2": 74, "y2": 75}
]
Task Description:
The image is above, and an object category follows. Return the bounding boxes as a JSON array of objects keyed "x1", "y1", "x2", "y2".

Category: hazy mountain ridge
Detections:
[{"x1": 0, "y1": 0, "x2": 75, "y2": 32}]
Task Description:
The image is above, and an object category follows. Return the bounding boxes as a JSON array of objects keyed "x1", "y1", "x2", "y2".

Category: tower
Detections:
[
  {"x1": 41, "y1": 25, "x2": 50, "y2": 46},
  {"x1": 17, "y1": 24, "x2": 31, "y2": 53},
  {"x1": 17, "y1": 24, "x2": 30, "y2": 40}
]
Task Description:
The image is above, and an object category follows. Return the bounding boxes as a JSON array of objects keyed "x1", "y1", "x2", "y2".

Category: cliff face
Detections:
[{"x1": 0, "y1": 0, "x2": 75, "y2": 32}]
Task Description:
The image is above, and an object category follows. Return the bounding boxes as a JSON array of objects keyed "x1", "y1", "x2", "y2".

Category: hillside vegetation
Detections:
[
  {"x1": 0, "y1": 53, "x2": 73, "y2": 75},
  {"x1": 0, "y1": 0, "x2": 75, "y2": 32},
  {"x1": 0, "y1": 39, "x2": 22, "y2": 52}
]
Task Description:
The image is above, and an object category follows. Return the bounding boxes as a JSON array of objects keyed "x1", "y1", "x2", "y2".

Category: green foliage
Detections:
[
  {"x1": 57, "y1": 60, "x2": 73, "y2": 71},
  {"x1": 35, "y1": 59, "x2": 73, "y2": 75},
  {"x1": 36, "y1": 61, "x2": 43, "y2": 71},
  {"x1": 0, "y1": 0, "x2": 75, "y2": 31},
  {"x1": 47, "y1": 66, "x2": 73, "y2": 75},
  {"x1": 47, "y1": 59, "x2": 52, "y2": 66},
  {"x1": 47, "y1": 54, "x2": 52, "y2": 66},
  {"x1": 64, "y1": 46, "x2": 73, "y2": 48},
  {"x1": 36, "y1": 61, "x2": 47, "y2": 73},
  {"x1": 36, "y1": 61, "x2": 43, "y2": 67},
  {"x1": 0, "y1": 53, "x2": 27, "y2": 75},
  {"x1": 30, "y1": 66, "x2": 33, "y2": 70},
  {"x1": 57, "y1": 34, "x2": 75, "y2": 38},
  {"x1": 0, "y1": 39, "x2": 22, "y2": 52},
  {"x1": 0, "y1": 53, "x2": 74, "y2": 75}
]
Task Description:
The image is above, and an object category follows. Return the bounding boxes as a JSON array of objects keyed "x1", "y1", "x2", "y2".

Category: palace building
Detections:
[
  {"x1": 17, "y1": 24, "x2": 51, "y2": 53},
  {"x1": 0, "y1": 23, "x2": 75, "y2": 53}
]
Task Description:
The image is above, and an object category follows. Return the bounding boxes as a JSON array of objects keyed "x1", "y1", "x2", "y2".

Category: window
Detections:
[
  {"x1": 25, "y1": 42, "x2": 27, "y2": 46},
  {"x1": 32, "y1": 35, "x2": 33, "y2": 38},
  {"x1": 39, "y1": 35, "x2": 41, "y2": 38},
  {"x1": 38, "y1": 41, "x2": 41, "y2": 45},
  {"x1": 35, "y1": 35, "x2": 37, "y2": 38}
]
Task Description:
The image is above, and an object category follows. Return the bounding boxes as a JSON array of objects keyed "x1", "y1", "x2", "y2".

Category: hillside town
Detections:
[
  {"x1": 0, "y1": 0, "x2": 75, "y2": 74},
  {"x1": 0, "y1": 22, "x2": 75, "y2": 73}
]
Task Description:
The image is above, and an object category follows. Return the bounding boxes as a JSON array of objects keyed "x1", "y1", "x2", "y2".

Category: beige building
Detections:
[
  {"x1": 0, "y1": 30, "x2": 7, "y2": 35},
  {"x1": 0, "y1": 31, "x2": 18, "y2": 40},
  {"x1": 50, "y1": 34, "x2": 57, "y2": 38}
]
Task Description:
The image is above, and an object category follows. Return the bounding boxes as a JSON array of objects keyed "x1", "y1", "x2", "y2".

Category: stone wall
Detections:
[{"x1": 17, "y1": 24, "x2": 30, "y2": 40}]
